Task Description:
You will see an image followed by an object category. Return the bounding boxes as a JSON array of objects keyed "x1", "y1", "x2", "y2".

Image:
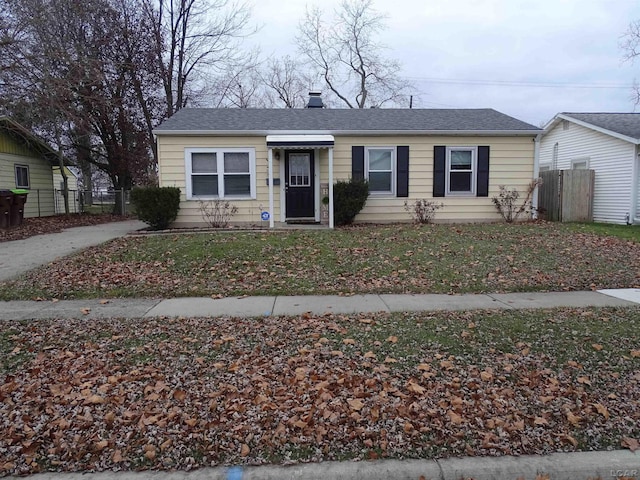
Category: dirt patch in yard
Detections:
[{"x1": 1, "y1": 308, "x2": 638, "y2": 475}]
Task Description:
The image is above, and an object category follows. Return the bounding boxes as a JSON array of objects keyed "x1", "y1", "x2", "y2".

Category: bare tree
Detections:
[
  {"x1": 621, "y1": 19, "x2": 640, "y2": 104},
  {"x1": 296, "y1": 0, "x2": 413, "y2": 108},
  {"x1": 0, "y1": 0, "x2": 161, "y2": 213},
  {"x1": 212, "y1": 68, "x2": 264, "y2": 108},
  {"x1": 207, "y1": 50, "x2": 268, "y2": 108},
  {"x1": 262, "y1": 56, "x2": 309, "y2": 108},
  {"x1": 142, "y1": 0, "x2": 254, "y2": 117}
]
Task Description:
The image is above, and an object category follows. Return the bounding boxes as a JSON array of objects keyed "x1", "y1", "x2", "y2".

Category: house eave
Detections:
[
  {"x1": 543, "y1": 114, "x2": 640, "y2": 145},
  {"x1": 153, "y1": 129, "x2": 541, "y2": 137},
  {"x1": 0, "y1": 117, "x2": 65, "y2": 165}
]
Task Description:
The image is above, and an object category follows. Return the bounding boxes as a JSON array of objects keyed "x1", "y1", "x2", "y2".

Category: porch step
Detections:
[{"x1": 285, "y1": 218, "x2": 319, "y2": 225}]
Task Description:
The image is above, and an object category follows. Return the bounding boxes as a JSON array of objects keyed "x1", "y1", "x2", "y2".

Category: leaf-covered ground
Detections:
[
  {"x1": 0, "y1": 214, "x2": 127, "y2": 243},
  {"x1": 1, "y1": 307, "x2": 639, "y2": 475},
  {"x1": 1, "y1": 223, "x2": 638, "y2": 299}
]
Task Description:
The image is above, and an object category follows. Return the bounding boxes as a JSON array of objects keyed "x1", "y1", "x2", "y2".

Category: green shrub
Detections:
[
  {"x1": 333, "y1": 178, "x2": 369, "y2": 226},
  {"x1": 130, "y1": 187, "x2": 181, "y2": 230}
]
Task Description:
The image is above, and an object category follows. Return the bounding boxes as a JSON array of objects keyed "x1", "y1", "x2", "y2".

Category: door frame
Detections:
[{"x1": 280, "y1": 149, "x2": 320, "y2": 222}]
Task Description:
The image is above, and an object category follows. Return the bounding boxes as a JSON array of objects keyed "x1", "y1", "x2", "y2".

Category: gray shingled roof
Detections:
[
  {"x1": 154, "y1": 108, "x2": 540, "y2": 134},
  {"x1": 562, "y1": 113, "x2": 640, "y2": 140}
]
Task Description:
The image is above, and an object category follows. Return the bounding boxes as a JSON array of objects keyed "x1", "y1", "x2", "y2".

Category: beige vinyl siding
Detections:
[
  {"x1": 326, "y1": 135, "x2": 534, "y2": 223},
  {"x1": 158, "y1": 134, "x2": 535, "y2": 226},
  {"x1": 540, "y1": 121, "x2": 635, "y2": 225},
  {"x1": 158, "y1": 135, "x2": 277, "y2": 226},
  {"x1": 0, "y1": 132, "x2": 55, "y2": 218}
]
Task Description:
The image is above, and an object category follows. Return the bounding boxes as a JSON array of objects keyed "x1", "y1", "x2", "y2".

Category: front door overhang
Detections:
[{"x1": 267, "y1": 135, "x2": 335, "y2": 229}]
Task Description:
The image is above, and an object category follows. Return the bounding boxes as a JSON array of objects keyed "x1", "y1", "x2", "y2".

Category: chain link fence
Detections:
[{"x1": 22, "y1": 189, "x2": 132, "y2": 217}]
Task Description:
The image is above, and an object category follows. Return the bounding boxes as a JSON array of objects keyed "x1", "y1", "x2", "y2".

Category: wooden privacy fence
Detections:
[{"x1": 538, "y1": 170, "x2": 595, "y2": 222}]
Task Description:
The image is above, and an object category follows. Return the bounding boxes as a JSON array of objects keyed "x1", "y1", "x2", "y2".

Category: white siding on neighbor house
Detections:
[
  {"x1": 635, "y1": 149, "x2": 640, "y2": 222},
  {"x1": 158, "y1": 134, "x2": 535, "y2": 227},
  {"x1": 540, "y1": 121, "x2": 636, "y2": 225}
]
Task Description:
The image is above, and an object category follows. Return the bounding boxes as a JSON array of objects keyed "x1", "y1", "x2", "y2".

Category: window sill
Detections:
[
  {"x1": 368, "y1": 192, "x2": 396, "y2": 198},
  {"x1": 188, "y1": 196, "x2": 255, "y2": 201},
  {"x1": 445, "y1": 192, "x2": 477, "y2": 197}
]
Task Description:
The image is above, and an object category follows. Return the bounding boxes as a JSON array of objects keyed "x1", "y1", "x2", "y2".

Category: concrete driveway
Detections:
[{"x1": 0, "y1": 219, "x2": 145, "y2": 281}]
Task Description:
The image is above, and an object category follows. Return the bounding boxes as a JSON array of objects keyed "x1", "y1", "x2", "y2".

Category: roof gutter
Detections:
[{"x1": 153, "y1": 129, "x2": 542, "y2": 136}]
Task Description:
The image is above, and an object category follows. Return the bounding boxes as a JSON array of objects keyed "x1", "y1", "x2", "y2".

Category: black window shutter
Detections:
[
  {"x1": 352, "y1": 146, "x2": 365, "y2": 180},
  {"x1": 396, "y1": 146, "x2": 409, "y2": 197},
  {"x1": 477, "y1": 146, "x2": 490, "y2": 197},
  {"x1": 433, "y1": 146, "x2": 446, "y2": 197}
]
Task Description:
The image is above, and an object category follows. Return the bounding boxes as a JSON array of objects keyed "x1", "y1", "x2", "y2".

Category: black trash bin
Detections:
[
  {"x1": 0, "y1": 190, "x2": 13, "y2": 229},
  {"x1": 9, "y1": 189, "x2": 29, "y2": 227}
]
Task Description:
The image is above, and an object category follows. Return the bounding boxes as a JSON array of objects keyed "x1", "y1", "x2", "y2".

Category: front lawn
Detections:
[
  {"x1": 0, "y1": 222, "x2": 638, "y2": 300},
  {"x1": 1, "y1": 307, "x2": 638, "y2": 475}
]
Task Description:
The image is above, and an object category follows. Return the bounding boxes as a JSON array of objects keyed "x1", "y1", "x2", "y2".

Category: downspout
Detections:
[{"x1": 532, "y1": 134, "x2": 541, "y2": 220}]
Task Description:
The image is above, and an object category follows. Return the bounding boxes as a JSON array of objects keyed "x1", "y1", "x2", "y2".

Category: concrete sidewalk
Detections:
[
  {"x1": 0, "y1": 219, "x2": 146, "y2": 282},
  {"x1": 1, "y1": 289, "x2": 639, "y2": 321},
  {"x1": 12, "y1": 450, "x2": 640, "y2": 479},
  {"x1": 2, "y1": 290, "x2": 639, "y2": 479}
]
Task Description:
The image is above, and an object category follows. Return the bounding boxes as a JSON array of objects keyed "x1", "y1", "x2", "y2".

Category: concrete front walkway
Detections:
[
  {"x1": 1, "y1": 289, "x2": 639, "y2": 321},
  {"x1": 0, "y1": 220, "x2": 146, "y2": 282}
]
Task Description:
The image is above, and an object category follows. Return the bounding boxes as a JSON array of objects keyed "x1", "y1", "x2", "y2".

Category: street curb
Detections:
[{"x1": 13, "y1": 451, "x2": 640, "y2": 480}]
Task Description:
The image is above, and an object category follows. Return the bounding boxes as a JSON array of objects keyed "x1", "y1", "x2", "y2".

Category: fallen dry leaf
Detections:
[
  {"x1": 622, "y1": 436, "x2": 640, "y2": 453},
  {"x1": 593, "y1": 403, "x2": 609, "y2": 420}
]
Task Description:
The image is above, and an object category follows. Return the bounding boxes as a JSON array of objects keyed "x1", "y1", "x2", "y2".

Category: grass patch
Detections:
[
  {"x1": 568, "y1": 222, "x2": 640, "y2": 242},
  {"x1": 0, "y1": 222, "x2": 639, "y2": 300}
]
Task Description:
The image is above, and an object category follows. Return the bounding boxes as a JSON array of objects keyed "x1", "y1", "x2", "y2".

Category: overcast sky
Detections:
[{"x1": 248, "y1": 0, "x2": 640, "y2": 126}]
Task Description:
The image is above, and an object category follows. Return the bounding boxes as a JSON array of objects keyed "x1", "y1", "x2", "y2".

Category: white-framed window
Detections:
[
  {"x1": 365, "y1": 146, "x2": 395, "y2": 195},
  {"x1": 15, "y1": 165, "x2": 29, "y2": 189},
  {"x1": 446, "y1": 146, "x2": 477, "y2": 195},
  {"x1": 571, "y1": 158, "x2": 589, "y2": 170},
  {"x1": 539, "y1": 164, "x2": 551, "y2": 172},
  {"x1": 185, "y1": 147, "x2": 256, "y2": 199}
]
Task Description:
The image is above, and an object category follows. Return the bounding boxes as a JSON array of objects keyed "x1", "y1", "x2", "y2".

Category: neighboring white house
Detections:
[{"x1": 540, "y1": 113, "x2": 640, "y2": 225}]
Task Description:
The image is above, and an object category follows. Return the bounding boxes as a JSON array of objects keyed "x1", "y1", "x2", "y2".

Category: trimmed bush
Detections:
[
  {"x1": 333, "y1": 178, "x2": 369, "y2": 226},
  {"x1": 130, "y1": 187, "x2": 181, "y2": 230}
]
